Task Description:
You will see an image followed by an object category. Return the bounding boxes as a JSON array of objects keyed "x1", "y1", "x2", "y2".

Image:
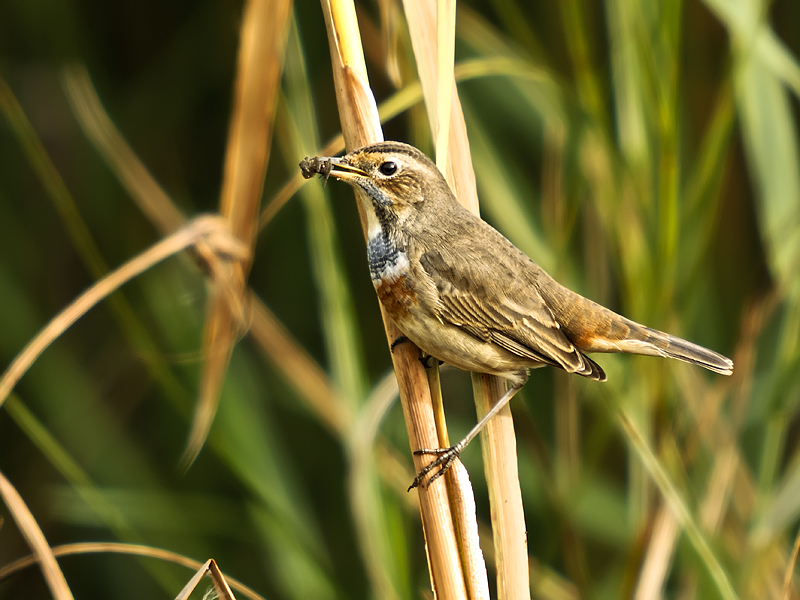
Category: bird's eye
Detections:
[{"x1": 378, "y1": 161, "x2": 398, "y2": 176}]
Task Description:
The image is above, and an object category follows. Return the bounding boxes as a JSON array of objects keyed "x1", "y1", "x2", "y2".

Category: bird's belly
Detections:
[{"x1": 376, "y1": 280, "x2": 541, "y2": 380}]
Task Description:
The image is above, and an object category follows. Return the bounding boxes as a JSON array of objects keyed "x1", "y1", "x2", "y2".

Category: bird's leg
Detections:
[{"x1": 407, "y1": 379, "x2": 524, "y2": 491}]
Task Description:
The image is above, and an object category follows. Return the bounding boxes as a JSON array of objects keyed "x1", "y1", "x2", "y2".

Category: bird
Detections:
[{"x1": 300, "y1": 141, "x2": 734, "y2": 490}]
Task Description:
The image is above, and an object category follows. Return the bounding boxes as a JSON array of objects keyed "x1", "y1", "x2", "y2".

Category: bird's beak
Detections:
[
  {"x1": 300, "y1": 155, "x2": 367, "y2": 184},
  {"x1": 325, "y1": 157, "x2": 367, "y2": 182}
]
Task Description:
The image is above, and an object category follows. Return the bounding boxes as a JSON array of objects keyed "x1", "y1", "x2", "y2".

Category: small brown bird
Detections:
[{"x1": 300, "y1": 141, "x2": 733, "y2": 489}]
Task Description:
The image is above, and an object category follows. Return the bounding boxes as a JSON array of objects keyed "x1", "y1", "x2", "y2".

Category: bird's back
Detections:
[{"x1": 410, "y1": 195, "x2": 733, "y2": 377}]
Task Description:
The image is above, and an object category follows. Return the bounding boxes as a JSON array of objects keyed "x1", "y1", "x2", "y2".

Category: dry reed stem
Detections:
[
  {"x1": 401, "y1": 0, "x2": 477, "y2": 208},
  {"x1": 320, "y1": 1, "x2": 469, "y2": 597},
  {"x1": 186, "y1": 0, "x2": 292, "y2": 466},
  {"x1": 0, "y1": 216, "x2": 246, "y2": 414},
  {"x1": 175, "y1": 559, "x2": 237, "y2": 600},
  {"x1": 424, "y1": 19, "x2": 492, "y2": 595},
  {"x1": 403, "y1": 1, "x2": 528, "y2": 597},
  {"x1": 219, "y1": 0, "x2": 290, "y2": 250},
  {"x1": 473, "y1": 375, "x2": 527, "y2": 599},
  {"x1": 0, "y1": 542, "x2": 267, "y2": 600},
  {"x1": 425, "y1": 351, "x2": 486, "y2": 592},
  {"x1": 0, "y1": 469, "x2": 73, "y2": 600},
  {"x1": 435, "y1": 0, "x2": 457, "y2": 174},
  {"x1": 448, "y1": 459, "x2": 490, "y2": 600}
]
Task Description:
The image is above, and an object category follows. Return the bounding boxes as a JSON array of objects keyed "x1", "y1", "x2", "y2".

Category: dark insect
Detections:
[{"x1": 299, "y1": 156, "x2": 333, "y2": 183}]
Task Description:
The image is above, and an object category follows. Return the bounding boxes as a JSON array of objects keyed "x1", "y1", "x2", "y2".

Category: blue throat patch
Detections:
[{"x1": 367, "y1": 229, "x2": 404, "y2": 282}]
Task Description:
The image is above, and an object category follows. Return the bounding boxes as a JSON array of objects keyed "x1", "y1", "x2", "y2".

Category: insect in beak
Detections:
[{"x1": 299, "y1": 155, "x2": 367, "y2": 185}]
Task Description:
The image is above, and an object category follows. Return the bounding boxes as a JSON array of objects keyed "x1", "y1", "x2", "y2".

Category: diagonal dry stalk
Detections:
[{"x1": 0, "y1": 216, "x2": 247, "y2": 415}]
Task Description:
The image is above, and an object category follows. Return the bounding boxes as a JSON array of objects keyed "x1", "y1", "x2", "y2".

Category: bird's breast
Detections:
[{"x1": 368, "y1": 230, "x2": 416, "y2": 320}]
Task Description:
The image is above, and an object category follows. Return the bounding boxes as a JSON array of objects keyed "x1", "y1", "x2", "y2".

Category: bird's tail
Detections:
[
  {"x1": 542, "y1": 281, "x2": 734, "y2": 376},
  {"x1": 617, "y1": 323, "x2": 734, "y2": 375}
]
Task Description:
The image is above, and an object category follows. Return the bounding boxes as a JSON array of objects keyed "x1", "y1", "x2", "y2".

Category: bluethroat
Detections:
[{"x1": 300, "y1": 141, "x2": 733, "y2": 490}]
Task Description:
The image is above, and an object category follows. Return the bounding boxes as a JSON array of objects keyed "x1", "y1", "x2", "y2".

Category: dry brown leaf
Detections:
[{"x1": 186, "y1": 0, "x2": 293, "y2": 466}]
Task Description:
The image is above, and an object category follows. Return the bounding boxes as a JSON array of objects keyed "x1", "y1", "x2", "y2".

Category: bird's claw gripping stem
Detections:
[{"x1": 407, "y1": 442, "x2": 465, "y2": 491}]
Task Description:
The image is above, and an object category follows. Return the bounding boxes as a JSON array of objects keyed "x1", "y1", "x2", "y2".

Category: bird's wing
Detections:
[{"x1": 419, "y1": 245, "x2": 605, "y2": 380}]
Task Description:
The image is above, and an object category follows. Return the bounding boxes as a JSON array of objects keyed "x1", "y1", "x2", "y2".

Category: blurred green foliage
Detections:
[{"x1": 1, "y1": 0, "x2": 799, "y2": 598}]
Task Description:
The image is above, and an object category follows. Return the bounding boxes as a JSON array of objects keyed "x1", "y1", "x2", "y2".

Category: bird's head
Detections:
[{"x1": 300, "y1": 141, "x2": 453, "y2": 229}]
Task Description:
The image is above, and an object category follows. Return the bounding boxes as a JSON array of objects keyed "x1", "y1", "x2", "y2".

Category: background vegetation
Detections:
[{"x1": 1, "y1": 0, "x2": 799, "y2": 598}]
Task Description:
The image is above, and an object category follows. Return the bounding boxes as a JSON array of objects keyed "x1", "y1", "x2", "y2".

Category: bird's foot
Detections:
[
  {"x1": 407, "y1": 442, "x2": 465, "y2": 491},
  {"x1": 419, "y1": 354, "x2": 443, "y2": 369},
  {"x1": 390, "y1": 335, "x2": 410, "y2": 353},
  {"x1": 390, "y1": 336, "x2": 442, "y2": 368}
]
